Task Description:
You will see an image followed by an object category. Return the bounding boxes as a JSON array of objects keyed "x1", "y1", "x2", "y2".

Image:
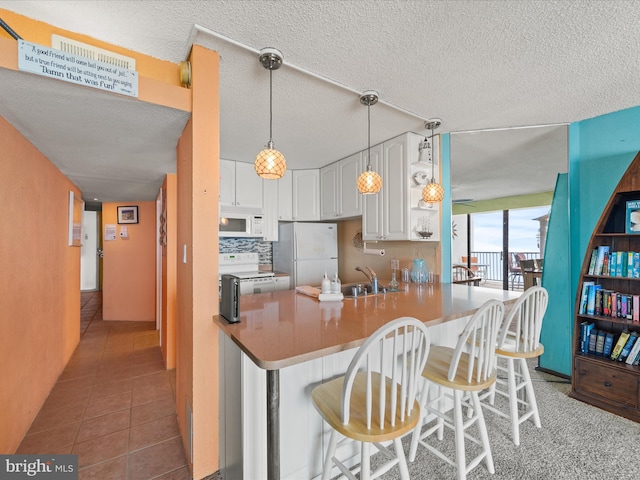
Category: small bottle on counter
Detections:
[
  {"x1": 330, "y1": 273, "x2": 341, "y2": 294},
  {"x1": 388, "y1": 270, "x2": 400, "y2": 291},
  {"x1": 321, "y1": 272, "x2": 331, "y2": 294}
]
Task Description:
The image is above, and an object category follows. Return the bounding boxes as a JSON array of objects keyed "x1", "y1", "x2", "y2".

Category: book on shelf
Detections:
[
  {"x1": 627, "y1": 294, "x2": 634, "y2": 320},
  {"x1": 610, "y1": 331, "x2": 631, "y2": 360},
  {"x1": 580, "y1": 281, "x2": 595, "y2": 314},
  {"x1": 603, "y1": 332, "x2": 615, "y2": 357},
  {"x1": 602, "y1": 253, "x2": 610, "y2": 276},
  {"x1": 619, "y1": 331, "x2": 639, "y2": 362},
  {"x1": 595, "y1": 288, "x2": 604, "y2": 316},
  {"x1": 628, "y1": 252, "x2": 635, "y2": 278},
  {"x1": 594, "y1": 246, "x2": 610, "y2": 275},
  {"x1": 588, "y1": 329, "x2": 599, "y2": 354},
  {"x1": 616, "y1": 252, "x2": 624, "y2": 277},
  {"x1": 621, "y1": 295, "x2": 628, "y2": 319},
  {"x1": 603, "y1": 290, "x2": 612, "y2": 316},
  {"x1": 609, "y1": 252, "x2": 616, "y2": 276},
  {"x1": 580, "y1": 322, "x2": 595, "y2": 353},
  {"x1": 625, "y1": 333, "x2": 640, "y2": 364},
  {"x1": 625, "y1": 200, "x2": 640, "y2": 234},
  {"x1": 586, "y1": 285, "x2": 601, "y2": 316},
  {"x1": 616, "y1": 293, "x2": 623, "y2": 318},
  {"x1": 587, "y1": 249, "x2": 598, "y2": 275},
  {"x1": 634, "y1": 295, "x2": 640, "y2": 323},
  {"x1": 633, "y1": 344, "x2": 640, "y2": 366},
  {"x1": 634, "y1": 252, "x2": 640, "y2": 278},
  {"x1": 595, "y1": 330, "x2": 606, "y2": 356}
]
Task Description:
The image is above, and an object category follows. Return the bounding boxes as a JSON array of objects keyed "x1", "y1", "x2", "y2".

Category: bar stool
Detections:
[
  {"x1": 311, "y1": 317, "x2": 431, "y2": 480},
  {"x1": 479, "y1": 286, "x2": 548, "y2": 446},
  {"x1": 408, "y1": 299, "x2": 504, "y2": 480}
]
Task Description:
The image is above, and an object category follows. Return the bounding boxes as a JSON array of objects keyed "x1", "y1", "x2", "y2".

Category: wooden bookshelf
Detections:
[{"x1": 571, "y1": 151, "x2": 640, "y2": 422}]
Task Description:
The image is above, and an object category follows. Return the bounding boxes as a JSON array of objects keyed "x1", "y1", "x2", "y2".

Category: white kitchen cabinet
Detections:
[
  {"x1": 220, "y1": 159, "x2": 263, "y2": 211},
  {"x1": 338, "y1": 152, "x2": 363, "y2": 218},
  {"x1": 320, "y1": 153, "x2": 362, "y2": 220},
  {"x1": 278, "y1": 170, "x2": 293, "y2": 221},
  {"x1": 292, "y1": 169, "x2": 320, "y2": 221},
  {"x1": 320, "y1": 162, "x2": 338, "y2": 220},
  {"x1": 262, "y1": 179, "x2": 278, "y2": 241},
  {"x1": 362, "y1": 133, "x2": 414, "y2": 240}
]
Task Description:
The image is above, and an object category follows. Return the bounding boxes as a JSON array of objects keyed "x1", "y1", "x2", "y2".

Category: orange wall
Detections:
[
  {"x1": 162, "y1": 174, "x2": 177, "y2": 368},
  {"x1": 0, "y1": 115, "x2": 81, "y2": 453},
  {"x1": 102, "y1": 202, "x2": 157, "y2": 321},
  {"x1": 176, "y1": 45, "x2": 220, "y2": 479}
]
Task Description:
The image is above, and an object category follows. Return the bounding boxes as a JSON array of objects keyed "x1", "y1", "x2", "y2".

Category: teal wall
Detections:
[
  {"x1": 441, "y1": 133, "x2": 452, "y2": 282},
  {"x1": 539, "y1": 174, "x2": 571, "y2": 374},
  {"x1": 541, "y1": 105, "x2": 640, "y2": 377}
]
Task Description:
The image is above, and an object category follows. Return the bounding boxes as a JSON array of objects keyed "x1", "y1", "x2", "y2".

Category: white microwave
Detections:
[{"x1": 219, "y1": 213, "x2": 264, "y2": 238}]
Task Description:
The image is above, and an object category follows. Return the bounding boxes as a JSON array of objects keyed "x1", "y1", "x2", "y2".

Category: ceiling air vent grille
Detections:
[{"x1": 51, "y1": 34, "x2": 136, "y2": 70}]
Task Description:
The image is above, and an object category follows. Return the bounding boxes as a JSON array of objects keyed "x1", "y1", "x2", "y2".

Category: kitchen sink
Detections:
[{"x1": 340, "y1": 282, "x2": 399, "y2": 299}]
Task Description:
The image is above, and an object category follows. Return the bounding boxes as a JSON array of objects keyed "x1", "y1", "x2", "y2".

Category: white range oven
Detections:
[{"x1": 219, "y1": 252, "x2": 276, "y2": 296}]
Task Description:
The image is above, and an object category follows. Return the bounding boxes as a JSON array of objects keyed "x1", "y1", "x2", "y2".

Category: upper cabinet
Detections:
[
  {"x1": 292, "y1": 170, "x2": 320, "y2": 221},
  {"x1": 220, "y1": 159, "x2": 263, "y2": 211},
  {"x1": 321, "y1": 153, "x2": 363, "y2": 220},
  {"x1": 362, "y1": 132, "x2": 440, "y2": 241},
  {"x1": 277, "y1": 170, "x2": 293, "y2": 221},
  {"x1": 320, "y1": 162, "x2": 339, "y2": 219}
]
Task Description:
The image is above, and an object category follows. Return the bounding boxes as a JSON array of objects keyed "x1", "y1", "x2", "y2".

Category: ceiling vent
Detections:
[{"x1": 51, "y1": 34, "x2": 136, "y2": 70}]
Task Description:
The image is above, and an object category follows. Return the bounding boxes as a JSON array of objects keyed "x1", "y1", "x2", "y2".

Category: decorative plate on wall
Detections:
[{"x1": 352, "y1": 231, "x2": 364, "y2": 249}]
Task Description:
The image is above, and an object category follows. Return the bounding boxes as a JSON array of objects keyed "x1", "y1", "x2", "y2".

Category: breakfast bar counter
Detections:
[
  {"x1": 214, "y1": 283, "x2": 521, "y2": 480},
  {"x1": 213, "y1": 283, "x2": 521, "y2": 369}
]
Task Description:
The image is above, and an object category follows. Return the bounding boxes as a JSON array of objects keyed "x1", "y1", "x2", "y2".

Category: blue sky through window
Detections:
[{"x1": 472, "y1": 206, "x2": 550, "y2": 252}]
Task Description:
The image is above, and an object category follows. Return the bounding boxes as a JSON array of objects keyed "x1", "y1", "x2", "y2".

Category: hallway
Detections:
[{"x1": 16, "y1": 291, "x2": 191, "y2": 479}]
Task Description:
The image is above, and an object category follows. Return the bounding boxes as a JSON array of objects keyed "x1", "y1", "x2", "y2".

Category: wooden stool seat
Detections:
[
  {"x1": 312, "y1": 372, "x2": 421, "y2": 443},
  {"x1": 422, "y1": 346, "x2": 497, "y2": 392}
]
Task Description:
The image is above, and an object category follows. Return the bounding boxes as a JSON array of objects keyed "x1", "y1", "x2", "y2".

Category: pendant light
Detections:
[
  {"x1": 255, "y1": 47, "x2": 286, "y2": 179},
  {"x1": 357, "y1": 91, "x2": 382, "y2": 194},
  {"x1": 422, "y1": 119, "x2": 444, "y2": 203}
]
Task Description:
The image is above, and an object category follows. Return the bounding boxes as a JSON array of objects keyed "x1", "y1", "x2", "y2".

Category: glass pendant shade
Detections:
[
  {"x1": 422, "y1": 180, "x2": 445, "y2": 203},
  {"x1": 357, "y1": 167, "x2": 382, "y2": 194},
  {"x1": 255, "y1": 47, "x2": 286, "y2": 180},
  {"x1": 358, "y1": 90, "x2": 381, "y2": 195},
  {"x1": 421, "y1": 118, "x2": 444, "y2": 203},
  {"x1": 255, "y1": 141, "x2": 286, "y2": 179}
]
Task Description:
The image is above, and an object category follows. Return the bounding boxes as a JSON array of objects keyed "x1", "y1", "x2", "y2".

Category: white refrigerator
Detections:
[{"x1": 273, "y1": 222, "x2": 338, "y2": 287}]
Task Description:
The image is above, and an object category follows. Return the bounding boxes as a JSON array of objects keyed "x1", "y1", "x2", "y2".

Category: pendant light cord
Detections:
[
  {"x1": 269, "y1": 67, "x2": 273, "y2": 144},
  {"x1": 430, "y1": 126, "x2": 435, "y2": 180},
  {"x1": 367, "y1": 102, "x2": 371, "y2": 169}
]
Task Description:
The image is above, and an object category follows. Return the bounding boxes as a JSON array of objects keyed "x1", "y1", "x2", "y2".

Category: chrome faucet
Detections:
[
  {"x1": 355, "y1": 266, "x2": 381, "y2": 293},
  {"x1": 355, "y1": 266, "x2": 376, "y2": 283}
]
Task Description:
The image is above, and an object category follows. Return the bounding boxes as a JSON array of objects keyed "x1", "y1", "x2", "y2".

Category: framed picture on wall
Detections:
[{"x1": 117, "y1": 205, "x2": 139, "y2": 224}]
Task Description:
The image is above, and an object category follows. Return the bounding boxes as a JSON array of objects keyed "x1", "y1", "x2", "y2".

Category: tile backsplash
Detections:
[{"x1": 219, "y1": 238, "x2": 272, "y2": 265}]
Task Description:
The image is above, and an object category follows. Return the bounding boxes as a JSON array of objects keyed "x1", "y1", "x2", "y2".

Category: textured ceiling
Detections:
[{"x1": 1, "y1": 1, "x2": 638, "y2": 202}]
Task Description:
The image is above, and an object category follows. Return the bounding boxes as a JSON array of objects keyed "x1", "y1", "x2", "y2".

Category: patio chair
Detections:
[{"x1": 508, "y1": 253, "x2": 526, "y2": 290}]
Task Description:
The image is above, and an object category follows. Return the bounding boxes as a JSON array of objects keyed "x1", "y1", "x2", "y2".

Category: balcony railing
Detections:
[{"x1": 468, "y1": 251, "x2": 541, "y2": 282}]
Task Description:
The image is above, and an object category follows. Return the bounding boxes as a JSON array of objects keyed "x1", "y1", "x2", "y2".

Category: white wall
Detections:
[{"x1": 80, "y1": 210, "x2": 98, "y2": 291}]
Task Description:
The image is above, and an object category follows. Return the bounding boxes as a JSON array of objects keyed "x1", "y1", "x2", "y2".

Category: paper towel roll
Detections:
[{"x1": 363, "y1": 248, "x2": 385, "y2": 256}]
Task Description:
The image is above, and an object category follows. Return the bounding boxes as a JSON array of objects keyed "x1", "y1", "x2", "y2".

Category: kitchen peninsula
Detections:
[{"x1": 214, "y1": 283, "x2": 521, "y2": 480}]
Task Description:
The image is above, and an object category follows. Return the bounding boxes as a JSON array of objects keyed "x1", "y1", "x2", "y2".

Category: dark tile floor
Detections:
[{"x1": 17, "y1": 291, "x2": 192, "y2": 480}]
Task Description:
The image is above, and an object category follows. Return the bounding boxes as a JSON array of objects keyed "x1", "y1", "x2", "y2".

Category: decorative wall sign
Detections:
[{"x1": 18, "y1": 40, "x2": 138, "y2": 97}]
